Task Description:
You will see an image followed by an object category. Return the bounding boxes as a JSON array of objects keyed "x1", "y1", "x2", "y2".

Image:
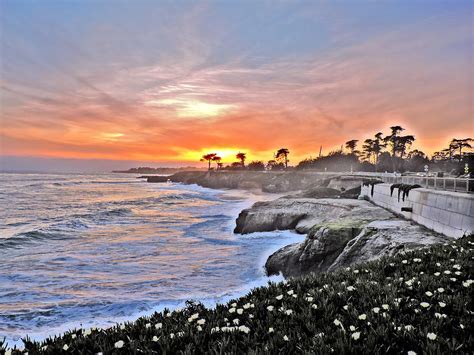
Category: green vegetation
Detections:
[{"x1": 2, "y1": 235, "x2": 472, "y2": 354}]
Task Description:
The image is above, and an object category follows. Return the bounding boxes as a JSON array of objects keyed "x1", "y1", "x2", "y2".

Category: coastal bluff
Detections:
[
  {"x1": 234, "y1": 193, "x2": 450, "y2": 277},
  {"x1": 147, "y1": 171, "x2": 363, "y2": 193}
]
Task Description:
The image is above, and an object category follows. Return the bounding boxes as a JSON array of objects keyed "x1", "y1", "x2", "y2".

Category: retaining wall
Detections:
[{"x1": 360, "y1": 183, "x2": 474, "y2": 239}]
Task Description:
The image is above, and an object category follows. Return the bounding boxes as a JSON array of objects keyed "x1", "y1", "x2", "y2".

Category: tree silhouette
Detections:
[
  {"x1": 384, "y1": 126, "x2": 405, "y2": 157},
  {"x1": 212, "y1": 155, "x2": 222, "y2": 170},
  {"x1": 345, "y1": 140, "x2": 358, "y2": 154},
  {"x1": 236, "y1": 152, "x2": 247, "y2": 167},
  {"x1": 450, "y1": 138, "x2": 473, "y2": 159},
  {"x1": 275, "y1": 148, "x2": 290, "y2": 169},
  {"x1": 200, "y1": 153, "x2": 217, "y2": 170}
]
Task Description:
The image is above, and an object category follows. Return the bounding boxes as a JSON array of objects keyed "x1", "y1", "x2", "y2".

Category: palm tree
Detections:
[
  {"x1": 345, "y1": 140, "x2": 358, "y2": 154},
  {"x1": 236, "y1": 152, "x2": 247, "y2": 167},
  {"x1": 200, "y1": 153, "x2": 217, "y2": 170},
  {"x1": 212, "y1": 155, "x2": 222, "y2": 169},
  {"x1": 275, "y1": 148, "x2": 290, "y2": 169}
]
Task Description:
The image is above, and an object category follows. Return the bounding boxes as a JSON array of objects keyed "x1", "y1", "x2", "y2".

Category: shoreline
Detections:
[{"x1": 2, "y1": 182, "x2": 303, "y2": 349}]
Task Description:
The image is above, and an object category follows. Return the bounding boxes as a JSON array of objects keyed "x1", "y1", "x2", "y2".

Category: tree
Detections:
[
  {"x1": 248, "y1": 161, "x2": 265, "y2": 171},
  {"x1": 384, "y1": 126, "x2": 405, "y2": 157},
  {"x1": 236, "y1": 152, "x2": 247, "y2": 167},
  {"x1": 450, "y1": 138, "x2": 473, "y2": 159},
  {"x1": 267, "y1": 160, "x2": 285, "y2": 171},
  {"x1": 200, "y1": 153, "x2": 217, "y2": 170},
  {"x1": 362, "y1": 139, "x2": 375, "y2": 163},
  {"x1": 397, "y1": 135, "x2": 415, "y2": 158},
  {"x1": 275, "y1": 148, "x2": 290, "y2": 169},
  {"x1": 212, "y1": 155, "x2": 222, "y2": 170},
  {"x1": 345, "y1": 140, "x2": 358, "y2": 154}
]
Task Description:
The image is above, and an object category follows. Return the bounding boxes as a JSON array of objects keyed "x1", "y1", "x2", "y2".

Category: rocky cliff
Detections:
[
  {"x1": 234, "y1": 192, "x2": 451, "y2": 278},
  {"x1": 147, "y1": 171, "x2": 367, "y2": 194}
]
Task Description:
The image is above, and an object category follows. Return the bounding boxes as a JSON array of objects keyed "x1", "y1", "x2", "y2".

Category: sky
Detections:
[{"x1": 0, "y1": 0, "x2": 473, "y2": 172}]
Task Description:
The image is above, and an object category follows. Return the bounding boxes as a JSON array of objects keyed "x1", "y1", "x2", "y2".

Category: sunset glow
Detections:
[{"x1": 1, "y1": 1, "x2": 472, "y2": 170}]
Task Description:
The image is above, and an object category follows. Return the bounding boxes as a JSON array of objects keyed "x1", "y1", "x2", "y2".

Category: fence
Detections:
[{"x1": 378, "y1": 175, "x2": 473, "y2": 193}]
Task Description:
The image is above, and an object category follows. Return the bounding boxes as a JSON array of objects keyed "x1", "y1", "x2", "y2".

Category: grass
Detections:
[{"x1": 1, "y1": 235, "x2": 472, "y2": 354}]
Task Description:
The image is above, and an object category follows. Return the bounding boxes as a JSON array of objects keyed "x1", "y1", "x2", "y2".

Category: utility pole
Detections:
[{"x1": 319, "y1": 146, "x2": 322, "y2": 158}]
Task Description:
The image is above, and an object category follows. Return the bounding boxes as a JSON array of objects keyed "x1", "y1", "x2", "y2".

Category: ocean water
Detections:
[{"x1": 0, "y1": 173, "x2": 303, "y2": 347}]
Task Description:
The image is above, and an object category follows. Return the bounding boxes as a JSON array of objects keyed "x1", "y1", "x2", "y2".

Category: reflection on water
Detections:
[{"x1": 0, "y1": 173, "x2": 303, "y2": 346}]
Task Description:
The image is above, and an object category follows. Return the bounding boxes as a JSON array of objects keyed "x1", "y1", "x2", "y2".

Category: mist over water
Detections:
[{"x1": 0, "y1": 173, "x2": 302, "y2": 347}]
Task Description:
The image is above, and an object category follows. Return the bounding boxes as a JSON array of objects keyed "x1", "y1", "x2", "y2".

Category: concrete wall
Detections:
[{"x1": 360, "y1": 183, "x2": 474, "y2": 239}]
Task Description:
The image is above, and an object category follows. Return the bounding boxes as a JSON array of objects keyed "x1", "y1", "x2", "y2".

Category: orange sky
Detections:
[{"x1": 1, "y1": 1, "x2": 473, "y2": 168}]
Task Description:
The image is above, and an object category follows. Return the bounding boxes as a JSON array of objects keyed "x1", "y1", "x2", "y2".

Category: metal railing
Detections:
[{"x1": 379, "y1": 175, "x2": 473, "y2": 193}]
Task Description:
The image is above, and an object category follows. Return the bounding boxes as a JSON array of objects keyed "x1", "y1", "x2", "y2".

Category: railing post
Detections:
[
  {"x1": 434, "y1": 177, "x2": 436, "y2": 189},
  {"x1": 443, "y1": 178, "x2": 446, "y2": 189},
  {"x1": 454, "y1": 178, "x2": 456, "y2": 192}
]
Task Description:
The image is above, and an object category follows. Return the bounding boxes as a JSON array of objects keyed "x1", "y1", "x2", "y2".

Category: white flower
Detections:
[
  {"x1": 436, "y1": 262, "x2": 441, "y2": 267},
  {"x1": 358, "y1": 314, "x2": 367, "y2": 320},
  {"x1": 351, "y1": 332, "x2": 361, "y2": 340},
  {"x1": 237, "y1": 308, "x2": 243, "y2": 315},
  {"x1": 435, "y1": 313, "x2": 442, "y2": 318},
  {"x1": 453, "y1": 264, "x2": 461, "y2": 270},
  {"x1": 71, "y1": 334, "x2": 77, "y2": 339},
  {"x1": 460, "y1": 324, "x2": 464, "y2": 329},
  {"x1": 439, "y1": 302, "x2": 446, "y2": 308},
  {"x1": 334, "y1": 319, "x2": 342, "y2": 326},
  {"x1": 444, "y1": 270, "x2": 451, "y2": 275},
  {"x1": 292, "y1": 294, "x2": 297, "y2": 298},
  {"x1": 84, "y1": 328, "x2": 92, "y2": 336},
  {"x1": 63, "y1": 344, "x2": 69, "y2": 351},
  {"x1": 285, "y1": 309, "x2": 293, "y2": 315},
  {"x1": 455, "y1": 271, "x2": 461, "y2": 276},
  {"x1": 197, "y1": 319, "x2": 206, "y2": 325},
  {"x1": 229, "y1": 307, "x2": 236, "y2": 313},
  {"x1": 120, "y1": 324, "x2": 126, "y2": 330},
  {"x1": 276, "y1": 295, "x2": 283, "y2": 300},
  {"x1": 405, "y1": 325, "x2": 414, "y2": 331},
  {"x1": 211, "y1": 327, "x2": 220, "y2": 333},
  {"x1": 463, "y1": 280, "x2": 473, "y2": 287},
  {"x1": 243, "y1": 303, "x2": 251, "y2": 309},
  {"x1": 269, "y1": 327, "x2": 274, "y2": 333},
  {"x1": 191, "y1": 313, "x2": 199, "y2": 320},
  {"x1": 152, "y1": 335, "x2": 159, "y2": 342},
  {"x1": 407, "y1": 351, "x2": 417, "y2": 355},
  {"x1": 231, "y1": 303, "x2": 237, "y2": 307},
  {"x1": 434, "y1": 272, "x2": 441, "y2": 276},
  {"x1": 312, "y1": 304, "x2": 318, "y2": 309},
  {"x1": 305, "y1": 296, "x2": 314, "y2": 302},
  {"x1": 425, "y1": 291, "x2": 433, "y2": 297},
  {"x1": 353, "y1": 269, "x2": 359, "y2": 273},
  {"x1": 197, "y1": 325, "x2": 202, "y2": 331},
  {"x1": 343, "y1": 305, "x2": 349, "y2": 310},
  {"x1": 437, "y1": 288, "x2": 445, "y2": 293},
  {"x1": 413, "y1": 258, "x2": 421, "y2": 263},
  {"x1": 382, "y1": 304, "x2": 389, "y2": 310},
  {"x1": 233, "y1": 318, "x2": 239, "y2": 325},
  {"x1": 349, "y1": 325, "x2": 356, "y2": 332},
  {"x1": 155, "y1": 323, "x2": 162, "y2": 329},
  {"x1": 283, "y1": 335, "x2": 289, "y2": 341},
  {"x1": 372, "y1": 307, "x2": 380, "y2": 314},
  {"x1": 114, "y1": 340, "x2": 124, "y2": 349},
  {"x1": 239, "y1": 325, "x2": 250, "y2": 334},
  {"x1": 347, "y1": 286, "x2": 356, "y2": 292},
  {"x1": 420, "y1": 302, "x2": 430, "y2": 308},
  {"x1": 145, "y1": 323, "x2": 151, "y2": 328},
  {"x1": 267, "y1": 305, "x2": 274, "y2": 311},
  {"x1": 450, "y1": 277, "x2": 457, "y2": 282},
  {"x1": 170, "y1": 333, "x2": 175, "y2": 339},
  {"x1": 402, "y1": 260, "x2": 408, "y2": 264},
  {"x1": 287, "y1": 290, "x2": 294, "y2": 295},
  {"x1": 427, "y1": 332, "x2": 437, "y2": 340}
]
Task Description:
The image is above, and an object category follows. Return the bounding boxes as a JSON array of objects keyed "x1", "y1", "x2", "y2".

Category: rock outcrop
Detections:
[
  {"x1": 234, "y1": 194, "x2": 451, "y2": 278},
  {"x1": 147, "y1": 171, "x2": 368, "y2": 194}
]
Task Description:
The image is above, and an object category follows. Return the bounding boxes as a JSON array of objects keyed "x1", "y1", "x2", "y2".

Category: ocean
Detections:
[{"x1": 0, "y1": 173, "x2": 303, "y2": 347}]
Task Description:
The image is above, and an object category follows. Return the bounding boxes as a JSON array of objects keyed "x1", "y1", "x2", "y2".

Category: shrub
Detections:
[{"x1": 2, "y1": 235, "x2": 472, "y2": 354}]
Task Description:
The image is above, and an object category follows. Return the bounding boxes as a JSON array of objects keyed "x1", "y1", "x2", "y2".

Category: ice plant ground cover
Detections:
[{"x1": 1, "y1": 235, "x2": 473, "y2": 354}]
